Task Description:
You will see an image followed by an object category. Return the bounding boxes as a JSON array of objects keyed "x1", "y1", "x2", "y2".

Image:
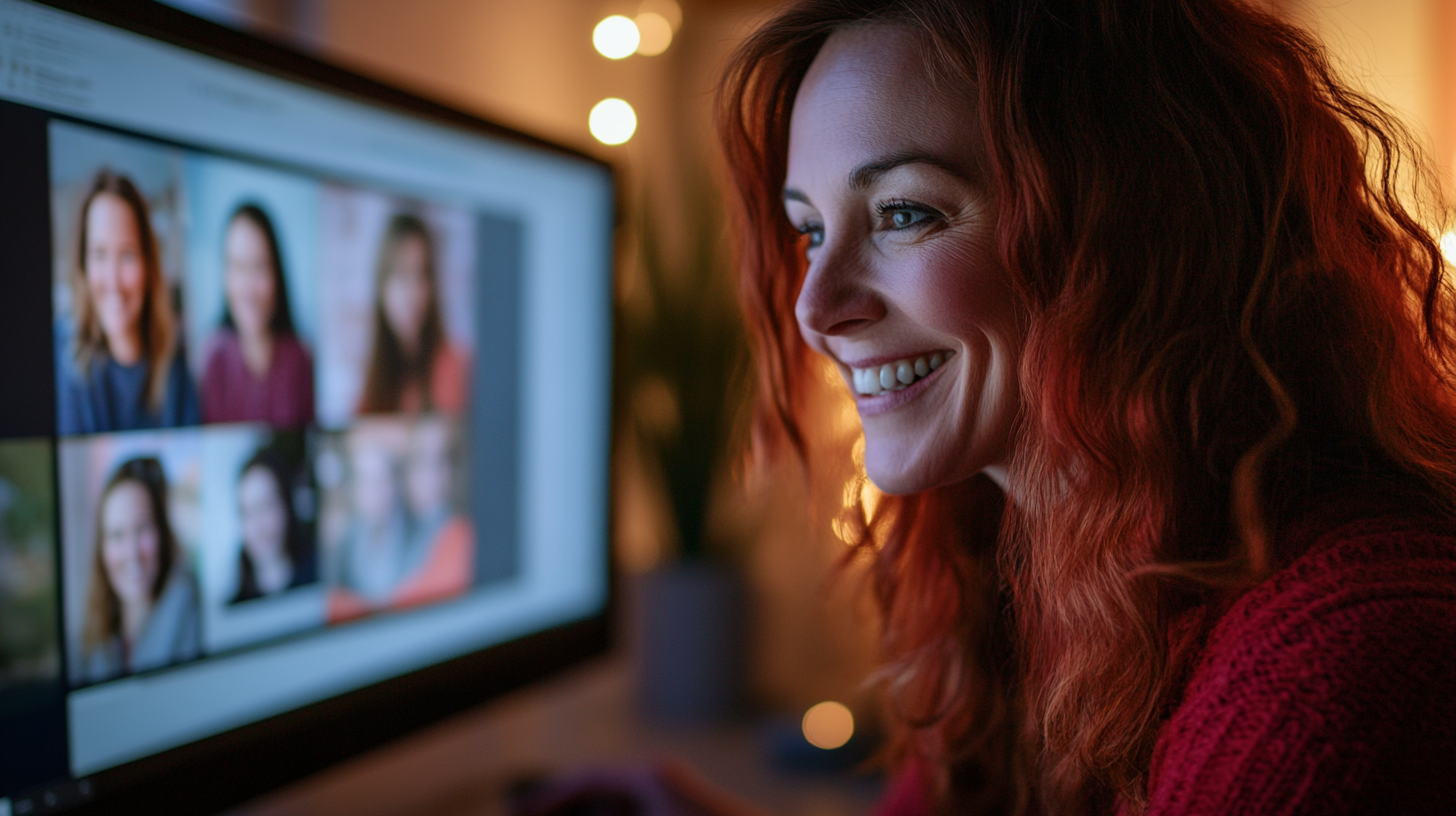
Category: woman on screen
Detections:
[
  {"x1": 58, "y1": 170, "x2": 200, "y2": 434},
  {"x1": 79, "y1": 457, "x2": 200, "y2": 684},
  {"x1": 326, "y1": 419, "x2": 469, "y2": 621},
  {"x1": 391, "y1": 416, "x2": 473, "y2": 607},
  {"x1": 231, "y1": 447, "x2": 317, "y2": 604},
  {"x1": 357, "y1": 214, "x2": 468, "y2": 416},
  {"x1": 201, "y1": 204, "x2": 316, "y2": 427},
  {"x1": 326, "y1": 423, "x2": 411, "y2": 621}
]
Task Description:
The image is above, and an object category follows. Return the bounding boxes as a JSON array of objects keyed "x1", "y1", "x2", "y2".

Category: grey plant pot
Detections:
[{"x1": 637, "y1": 561, "x2": 746, "y2": 722}]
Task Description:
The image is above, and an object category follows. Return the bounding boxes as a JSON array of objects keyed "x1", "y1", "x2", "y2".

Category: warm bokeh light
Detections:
[
  {"x1": 634, "y1": 12, "x2": 673, "y2": 56},
  {"x1": 802, "y1": 701, "x2": 855, "y2": 750},
  {"x1": 589, "y1": 98, "x2": 637, "y2": 145},
  {"x1": 1441, "y1": 230, "x2": 1456, "y2": 266},
  {"x1": 638, "y1": 0, "x2": 682, "y2": 32},
  {"x1": 593, "y1": 15, "x2": 640, "y2": 59}
]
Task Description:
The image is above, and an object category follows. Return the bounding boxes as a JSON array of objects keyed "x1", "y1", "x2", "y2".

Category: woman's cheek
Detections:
[
  {"x1": 119, "y1": 258, "x2": 147, "y2": 317},
  {"x1": 137, "y1": 528, "x2": 161, "y2": 586}
]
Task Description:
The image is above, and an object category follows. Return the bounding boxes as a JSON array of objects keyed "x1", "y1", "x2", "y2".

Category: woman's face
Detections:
[
  {"x1": 238, "y1": 465, "x2": 288, "y2": 565},
  {"x1": 351, "y1": 444, "x2": 399, "y2": 531},
  {"x1": 784, "y1": 25, "x2": 1024, "y2": 494},
  {"x1": 224, "y1": 216, "x2": 278, "y2": 341},
  {"x1": 406, "y1": 421, "x2": 451, "y2": 518},
  {"x1": 382, "y1": 234, "x2": 431, "y2": 349},
  {"x1": 84, "y1": 192, "x2": 147, "y2": 354},
  {"x1": 100, "y1": 480, "x2": 161, "y2": 609}
]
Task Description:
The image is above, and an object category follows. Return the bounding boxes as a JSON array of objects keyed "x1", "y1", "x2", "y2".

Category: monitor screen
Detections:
[{"x1": 0, "y1": 1, "x2": 615, "y2": 811}]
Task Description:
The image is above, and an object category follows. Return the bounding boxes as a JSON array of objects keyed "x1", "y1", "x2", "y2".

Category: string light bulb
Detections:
[
  {"x1": 634, "y1": 12, "x2": 672, "y2": 55},
  {"x1": 638, "y1": 0, "x2": 682, "y2": 31},
  {"x1": 593, "y1": 15, "x2": 640, "y2": 59},
  {"x1": 589, "y1": 98, "x2": 637, "y2": 145}
]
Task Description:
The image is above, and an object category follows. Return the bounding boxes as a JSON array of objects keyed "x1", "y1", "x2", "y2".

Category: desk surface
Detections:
[{"x1": 229, "y1": 656, "x2": 883, "y2": 816}]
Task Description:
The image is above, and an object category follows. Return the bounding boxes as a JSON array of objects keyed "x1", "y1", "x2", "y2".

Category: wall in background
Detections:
[{"x1": 1291, "y1": 0, "x2": 1456, "y2": 196}]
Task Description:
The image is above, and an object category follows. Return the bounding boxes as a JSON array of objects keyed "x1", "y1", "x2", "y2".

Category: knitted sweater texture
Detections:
[{"x1": 875, "y1": 503, "x2": 1456, "y2": 815}]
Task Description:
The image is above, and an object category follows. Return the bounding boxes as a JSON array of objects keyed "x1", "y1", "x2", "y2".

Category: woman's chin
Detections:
[
  {"x1": 235, "y1": 318, "x2": 269, "y2": 340},
  {"x1": 864, "y1": 441, "x2": 991, "y2": 496},
  {"x1": 863, "y1": 455, "x2": 935, "y2": 496},
  {"x1": 115, "y1": 584, "x2": 151, "y2": 607}
]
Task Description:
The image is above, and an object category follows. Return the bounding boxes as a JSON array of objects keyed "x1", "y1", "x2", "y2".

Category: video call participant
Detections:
[
  {"x1": 58, "y1": 171, "x2": 201, "y2": 434},
  {"x1": 202, "y1": 204, "x2": 316, "y2": 427},
  {"x1": 328, "y1": 422, "x2": 412, "y2": 621},
  {"x1": 326, "y1": 419, "x2": 471, "y2": 621},
  {"x1": 79, "y1": 457, "x2": 201, "y2": 684},
  {"x1": 393, "y1": 417, "x2": 473, "y2": 607},
  {"x1": 357, "y1": 214, "x2": 469, "y2": 416},
  {"x1": 231, "y1": 446, "x2": 317, "y2": 604}
]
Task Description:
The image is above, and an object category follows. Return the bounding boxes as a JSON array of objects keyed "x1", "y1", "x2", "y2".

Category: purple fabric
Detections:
[{"x1": 200, "y1": 330, "x2": 315, "y2": 427}]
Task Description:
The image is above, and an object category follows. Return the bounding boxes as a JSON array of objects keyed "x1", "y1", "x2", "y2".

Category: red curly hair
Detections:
[{"x1": 716, "y1": 0, "x2": 1456, "y2": 812}]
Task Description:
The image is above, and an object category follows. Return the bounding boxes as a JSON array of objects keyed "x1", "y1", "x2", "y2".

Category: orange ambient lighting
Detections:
[{"x1": 802, "y1": 701, "x2": 855, "y2": 750}]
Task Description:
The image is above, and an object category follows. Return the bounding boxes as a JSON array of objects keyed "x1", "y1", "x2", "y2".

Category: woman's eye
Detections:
[
  {"x1": 877, "y1": 201, "x2": 938, "y2": 232},
  {"x1": 798, "y1": 223, "x2": 825, "y2": 249},
  {"x1": 891, "y1": 210, "x2": 927, "y2": 228}
]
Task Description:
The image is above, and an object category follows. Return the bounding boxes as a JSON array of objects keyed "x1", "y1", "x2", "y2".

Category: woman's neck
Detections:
[
  {"x1": 238, "y1": 328, "x2": 275, "y2": 379},
  {"x1": 119, "y1": 597, "x2": 151, "y2": 651},
  {"x1": 399, "y1": 337, "x2": 423, "y2": 367},
  {"x1": 109, "y1": 329, "x2": 143, "y2": 367},
  {"x1": 251, "y1": 547, "x2": 293, "y2": 595}
]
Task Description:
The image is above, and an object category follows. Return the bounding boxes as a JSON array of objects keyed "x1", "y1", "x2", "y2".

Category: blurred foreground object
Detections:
[{"x1": 801, "y1": 702, "x2": 853, "y2": 750}]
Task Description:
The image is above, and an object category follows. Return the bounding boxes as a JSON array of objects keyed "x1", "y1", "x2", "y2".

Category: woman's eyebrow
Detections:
[
  {"x1": 848, "y1": 151, "x2": 967, "y2": 191},
  {"x1": 782, "y1": 151, "x2": 968, "y2": 204}
]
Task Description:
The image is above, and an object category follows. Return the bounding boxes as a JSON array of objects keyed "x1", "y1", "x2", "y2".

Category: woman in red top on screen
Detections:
[
  {"x1": 201, "y1": 203, "x2": 316, "y2": 427},
  {"x1": 716, "y1": 0, "x2": 1456, "y2": 813},
  {"x1": 357, "y1": 213, "x2": 469, "y2": 416}
]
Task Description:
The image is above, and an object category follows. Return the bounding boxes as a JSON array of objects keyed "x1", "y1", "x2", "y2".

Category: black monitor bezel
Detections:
[{"x1": 18, "y1": 1, "x2": 621, "y2": 812}]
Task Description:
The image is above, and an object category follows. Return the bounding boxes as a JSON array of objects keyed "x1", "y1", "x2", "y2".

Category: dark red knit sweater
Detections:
[{"x1": 875, "y1": 502, "x2": 1456, "y2": 815}]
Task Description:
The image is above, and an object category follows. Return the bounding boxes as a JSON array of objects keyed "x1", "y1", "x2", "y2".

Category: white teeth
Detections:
[
  {"x1": 855, "y1": 367, "x2": 882, "y2": 395},
  {"x1": 849, "y1": 352, "x2": 952, "y2": 396},
  {"x1": 855, "y1": 368, "x2": 878, "y2": 395}
]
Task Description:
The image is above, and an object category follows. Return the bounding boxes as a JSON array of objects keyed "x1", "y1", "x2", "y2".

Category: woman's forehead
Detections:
[{"x1": 789, "y1": 25, "x2": 979, "y2": 188}]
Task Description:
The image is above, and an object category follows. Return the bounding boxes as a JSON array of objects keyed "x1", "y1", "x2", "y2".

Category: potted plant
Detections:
[{"x1": 618, "y1": 179, "x2": 751, "y2": 721}]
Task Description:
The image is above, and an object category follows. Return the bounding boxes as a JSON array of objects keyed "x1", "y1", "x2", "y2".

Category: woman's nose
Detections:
[
  {"x1": 92, "y1": 258, "x2": 118, "y2": 290},
  {"x1": 794, "y1": 249, "x2": 885, "y2": 337}
]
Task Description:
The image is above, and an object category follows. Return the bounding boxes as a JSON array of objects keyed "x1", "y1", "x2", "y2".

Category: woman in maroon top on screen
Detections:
[
  {"x1": 201, "y1": 203, "x2": 315, "y2": 427},
  {"x1": 357, "y1": 213, "x2": 468, "y2": 416},
  {"x1": 523, "y1": 1, "x2": 1456, "y2": 815}
]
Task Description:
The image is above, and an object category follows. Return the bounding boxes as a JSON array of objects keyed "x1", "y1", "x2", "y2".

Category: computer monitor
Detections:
[{"x1": 0, "y1": 1, "x2": 617, "y2": 812}]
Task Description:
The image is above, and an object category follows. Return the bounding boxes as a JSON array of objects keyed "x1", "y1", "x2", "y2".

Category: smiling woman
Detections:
[
  {"x1": 80, "y1": 457, "x2": 200, "y2": 685},
  {"x1": 710, "y1": 0, "x2": 1456, "y2": 814},
  {"x1": 200, "y1": 203, "x2": 316, "y2": 427},
  {"x1": 783, "y1": 26, "x2": 1022, "y2": 494},
  {"x1": 59, "y1": 170, "x2": 200, "y2": 434}
]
